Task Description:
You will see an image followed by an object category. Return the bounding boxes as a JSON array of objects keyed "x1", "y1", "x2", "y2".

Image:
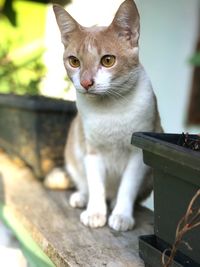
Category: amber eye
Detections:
[
  {"x1": 68, "y1": 56, "x2": 80, "y2": 68},
  {"x1": 101, "y1": 55, "x2": 116, "y2": 68}
]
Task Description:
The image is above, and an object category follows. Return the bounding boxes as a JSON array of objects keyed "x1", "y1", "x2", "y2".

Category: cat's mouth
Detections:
[{"x1": 78, "y1": 88, "x2": 106, "y2": 97}]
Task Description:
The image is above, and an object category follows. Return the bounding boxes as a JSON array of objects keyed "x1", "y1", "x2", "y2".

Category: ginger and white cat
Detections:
[{"x1": 46, "y1": 0, "x2": 162, "y2": 231}]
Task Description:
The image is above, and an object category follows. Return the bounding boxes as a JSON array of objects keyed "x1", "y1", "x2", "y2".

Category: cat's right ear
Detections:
[{"x1": 53, "y1": 5, "x2": 79, "y2": 44}]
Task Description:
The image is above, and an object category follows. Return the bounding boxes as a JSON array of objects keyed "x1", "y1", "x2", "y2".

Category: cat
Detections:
[{"x1": 45, "y1": 0, "x2": 163, "y2": 231}]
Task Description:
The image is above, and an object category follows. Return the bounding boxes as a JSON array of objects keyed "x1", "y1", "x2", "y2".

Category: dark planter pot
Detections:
[
  {"x1": 0, "y1": 94, "x2": 77, "y2": 179},
  {"x1": 139, "y1": 235, "x2": 199, "y2": 267},
  {"x1": 132, "y1": 132, "x2": 200, "y2": 265}
]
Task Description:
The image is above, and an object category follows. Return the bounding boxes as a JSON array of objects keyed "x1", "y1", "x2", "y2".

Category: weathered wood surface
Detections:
[{"x1": 0, "y1": 150, "x2": 153, "y2": 267}]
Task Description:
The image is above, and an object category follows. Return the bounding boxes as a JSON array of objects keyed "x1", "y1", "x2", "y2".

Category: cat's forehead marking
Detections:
[
  {"x1": 81, "y1": 26, "x2": 106, "y2": 55},
  {"x1": 84, "y1": 34, "x2": 98, "y2": 55}
]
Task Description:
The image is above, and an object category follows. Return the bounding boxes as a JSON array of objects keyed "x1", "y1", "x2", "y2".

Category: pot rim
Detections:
[
  {"x1": 139, "y1": 234, "x2": 199, "y2": 267},
  {"x1": 0, "y1": 93, "x2": 77, "y2": 112},
  {"x1": 132, "y1": 132, "x2": 200, "y2": 171}
]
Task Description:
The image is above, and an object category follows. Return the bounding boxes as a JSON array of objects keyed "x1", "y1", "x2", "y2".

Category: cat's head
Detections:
[{"x1": 53, "y1": 0, "x2": 140, "y2": 97}]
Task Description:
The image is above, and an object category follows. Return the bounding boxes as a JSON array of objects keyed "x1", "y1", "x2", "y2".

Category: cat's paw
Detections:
[
  {"x1": 80, "y1": 210, "x2": 107, "y2": 228},
  {"x1": 108, "y1": 214, "x2": 135, "y2": 231},
  {"x1": 69, "y1": 192, "x2": 87, "y2": 208},
  {"x1": 44, "y1": 168, "x2": 72, "y2": 190}
]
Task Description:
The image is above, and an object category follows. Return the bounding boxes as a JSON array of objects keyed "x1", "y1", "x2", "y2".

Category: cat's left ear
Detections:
[{"x1": 111, "y1": 0, "x2": 140, "y2": 46}]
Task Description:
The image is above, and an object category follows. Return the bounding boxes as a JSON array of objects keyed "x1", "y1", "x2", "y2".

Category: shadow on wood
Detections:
[{"x1": 0, "y1": 150, "x2": 153, "y2": 267}]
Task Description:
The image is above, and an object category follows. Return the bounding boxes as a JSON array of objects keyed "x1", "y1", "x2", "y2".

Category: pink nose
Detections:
[{"x1": 81, "y1": 79, "x2": 94, "y2": 90}]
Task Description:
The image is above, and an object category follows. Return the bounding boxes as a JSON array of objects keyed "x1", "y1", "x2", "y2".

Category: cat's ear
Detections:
[
  {"x1": 53, "y1": 5, "x2": 79, "y2": 44},
  {"x1": 111, "y1": 0, "x2": 140, "y2": 46}
]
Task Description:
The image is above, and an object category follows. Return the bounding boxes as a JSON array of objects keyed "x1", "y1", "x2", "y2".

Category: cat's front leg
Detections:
[
  {"x1": 109, "y1": 150, "x2": 149, "y2": 231},
  {"x1": 80, "y1": 153, "x2": 107, "y2": 228}
]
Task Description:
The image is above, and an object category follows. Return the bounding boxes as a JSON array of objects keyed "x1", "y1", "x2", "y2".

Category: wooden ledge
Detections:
[{"x1": 0, "y1": 151, "x2": 153, "y2": 267}]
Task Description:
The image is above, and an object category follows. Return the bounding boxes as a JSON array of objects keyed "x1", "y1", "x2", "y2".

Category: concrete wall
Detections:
[{"x1": 136, "y1": 0, "x2": 200, "y2": 133}]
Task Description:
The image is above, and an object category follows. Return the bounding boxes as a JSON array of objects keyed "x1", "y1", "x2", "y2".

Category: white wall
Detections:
[{"x1": 136, "y1": 0, "x2": 200, "y2": 133}]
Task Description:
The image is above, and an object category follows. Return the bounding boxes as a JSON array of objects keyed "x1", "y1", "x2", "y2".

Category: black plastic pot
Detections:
[
  {"x1": 132, "y1": 132, "x2": 200, "y2": 264},
  {"x1": 0, "y1": 94, "x2": 77, "y2": 179},
  {"x1": 139, "y1": 235, "x2": 199, "y2": 267}
]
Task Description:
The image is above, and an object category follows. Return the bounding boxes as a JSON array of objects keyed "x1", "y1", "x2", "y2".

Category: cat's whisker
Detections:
[
  {"x1": 93, "y1": 85, "x2": 129, "y2": 103},
  {"x1": 107, "y1": 89, "x2": 129, "y2": 104},
  {"x1": 92, "y1": 88, "x2": 129, "y2": 104}
]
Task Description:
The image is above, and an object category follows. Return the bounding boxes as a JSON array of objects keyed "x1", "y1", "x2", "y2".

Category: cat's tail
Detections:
[{"x1": 44, "y1": 167, "x2": 73, "y2": 190}]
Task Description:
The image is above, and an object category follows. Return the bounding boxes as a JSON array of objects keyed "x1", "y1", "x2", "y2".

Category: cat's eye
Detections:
[
  {"x1": 68, "y1": 56, "x2": 80, "y2": 68},
  {"x1": 101, "y1": 55, "x2": 116, "y2": 68}
]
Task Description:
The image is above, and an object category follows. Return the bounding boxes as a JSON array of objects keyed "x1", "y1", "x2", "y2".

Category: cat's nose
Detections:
[{"x1": 81, "y1": 79, "x2": 94, "y2": 90}]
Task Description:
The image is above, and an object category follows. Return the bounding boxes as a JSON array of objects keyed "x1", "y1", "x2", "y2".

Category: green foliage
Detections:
[
  {"x1": 0, "y1": 1, "x2": 47, "y2": 95},
  {"x1": 0, "y1": 43, "x2": 46, "y2": 95},
  {"x1": 189, "y1": 52, "x2": 200, "y2": 67}
]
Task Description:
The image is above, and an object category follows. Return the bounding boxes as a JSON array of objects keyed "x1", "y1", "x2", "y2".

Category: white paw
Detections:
[
  {"x1": 80, "y1": 210, "x2": 107, "y2": 228},
  {"x1": 69, "y1": 192, "x2": 87, "y2": 208},
  {"x1": 44, "y1": 168, "x2": 72, "y2": 190},
  {"x1": 108, "y1": 214, "x2": 135, "y2": 231}
]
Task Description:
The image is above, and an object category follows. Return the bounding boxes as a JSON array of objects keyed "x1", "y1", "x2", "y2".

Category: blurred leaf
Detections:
[
  {"x1": 0, "y1": 42, "x2": 46, "y2": 95},
  {"x1": 1, "y1": 0, "x2": 17, "y2": 26},
  {"x1": 189, "y1": 52, "x2": 200, "y2": 66}
]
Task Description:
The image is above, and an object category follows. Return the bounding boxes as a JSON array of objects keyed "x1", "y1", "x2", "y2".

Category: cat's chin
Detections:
[{"x1": 77, "y1": 90, "x2": 106, "y2": 98}]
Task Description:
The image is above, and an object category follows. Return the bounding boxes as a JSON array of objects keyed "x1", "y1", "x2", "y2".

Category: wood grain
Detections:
[{"x1": 0, "y1": 151, "x2": 153, "y2": 267}]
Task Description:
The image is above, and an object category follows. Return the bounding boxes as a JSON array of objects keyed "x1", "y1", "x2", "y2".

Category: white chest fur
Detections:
[{"x1": 77, "y1": 72, "x2": 156, "y2": 150}]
